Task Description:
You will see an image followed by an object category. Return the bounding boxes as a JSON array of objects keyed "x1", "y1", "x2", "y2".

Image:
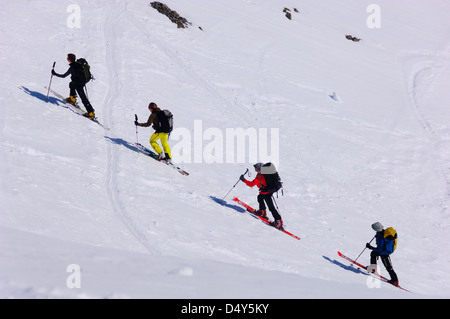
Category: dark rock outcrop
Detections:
[
  {"x1": 345, "y1": 35, "x2": 361, "y2": 42},
  {"x1": 150, "y1": 2, "x2": 192, "y2": 29}
]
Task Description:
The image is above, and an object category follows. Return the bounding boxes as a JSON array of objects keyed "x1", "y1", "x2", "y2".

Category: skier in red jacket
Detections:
[{"x1": 240, "y1": 163, "x2": 283, "y2": 229}]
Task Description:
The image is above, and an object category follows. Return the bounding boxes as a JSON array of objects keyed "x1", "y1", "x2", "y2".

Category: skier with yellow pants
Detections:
[{"x1": 135, "y1": 102, "x2": 173, "y2": 163}]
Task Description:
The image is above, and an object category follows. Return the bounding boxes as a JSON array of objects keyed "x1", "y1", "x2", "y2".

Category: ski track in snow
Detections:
[
  {"x1": 103, "y1": 1, "x2": 160, "y2": 255},
  {"x1": 403, "y1": 49, "x2": 450, "y2": 216}
]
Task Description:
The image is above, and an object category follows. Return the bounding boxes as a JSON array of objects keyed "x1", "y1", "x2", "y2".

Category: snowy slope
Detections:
[{"x1": 1, "y1": 0, "x2": 450, "y2": 299}]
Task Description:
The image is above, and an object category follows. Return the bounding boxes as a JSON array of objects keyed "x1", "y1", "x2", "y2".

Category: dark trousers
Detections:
[
  {"x1": 70, "y1": 82, "x2": 94, "y2": 113},
  {"x1": 370, "y1": 251, "x2": 398, "y2": 282},
  {"x1": 257, "y1": 193, "x2": 281, "y2": 221}
]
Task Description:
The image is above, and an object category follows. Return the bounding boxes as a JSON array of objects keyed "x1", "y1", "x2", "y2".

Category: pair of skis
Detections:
[
  {"x1": 135, "y1": 142, "x2": 189, "y2": 176},
  {"x1": 337, "y1": 251, "x2": 409, "y2": 292},
  {"x1": 232, "y1": 197, "x2": 300, "y2": 240},
  {"x1": 45, "y1": 87, "x2": 109, "y2": 129}
]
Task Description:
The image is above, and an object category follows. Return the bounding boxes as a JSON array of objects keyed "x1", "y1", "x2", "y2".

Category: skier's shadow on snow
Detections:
[
  {"x1": 210, "y1": 196, "x2": 245, "y2": 213},
  {"x1": 104, "y1": 136, "x2": 139, "y2": 153},
  {"x1": 20, "y1": 86, "x2": 84, "y2": 117},
  {"x1": 20, "y1": 86, "x2": 59, "y2": 105},
  {"x1": 322, "y1": 256, "x2": 364, "y2": 274}
]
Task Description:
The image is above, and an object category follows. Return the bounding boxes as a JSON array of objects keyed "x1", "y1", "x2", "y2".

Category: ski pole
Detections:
[
  {"x1": 46, "y1": 62, "x2": 56, "y2": 101},
  {"x1": 354, "y1": 235, "x2": 376, "y2": 262},
  {"x1": 272, "y1": 194, "x2": 280, "y2": 213},
  {"x1": 135, "y1": 114, "x2": 139, "y2": 144},
  {"x1": 222, "y1": 168, "x2": 249, "y2": 201}
]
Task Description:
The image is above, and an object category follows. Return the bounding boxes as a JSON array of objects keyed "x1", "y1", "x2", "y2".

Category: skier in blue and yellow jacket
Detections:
[{"x1": 366, "y1": 222, "x2": 399, "y2": 286}]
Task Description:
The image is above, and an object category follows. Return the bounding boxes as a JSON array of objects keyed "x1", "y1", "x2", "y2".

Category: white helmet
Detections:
[{"x1": 371, "y1": 222, "x2": 384, "y2": 232}]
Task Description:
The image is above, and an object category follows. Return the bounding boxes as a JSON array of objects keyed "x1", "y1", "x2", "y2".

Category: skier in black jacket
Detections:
[{"x1": 52, "y1": 53, "x2": 95, "y2": 119}]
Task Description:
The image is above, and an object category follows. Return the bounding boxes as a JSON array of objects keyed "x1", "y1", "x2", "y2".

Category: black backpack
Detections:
[
  {"x1": 76, "y1": 58, "x2": 94, "y2": 83},
  {"x1": 157, "y1": 109, "x2": 173, "y2": 134},
  {"x1": 260, "y1": 162, "x2": 283, "y2": 194}
]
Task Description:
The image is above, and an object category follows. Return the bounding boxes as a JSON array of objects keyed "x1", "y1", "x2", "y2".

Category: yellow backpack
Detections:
[{"x1": 384, "y1": 227, "x2": 398, "y2": 251}]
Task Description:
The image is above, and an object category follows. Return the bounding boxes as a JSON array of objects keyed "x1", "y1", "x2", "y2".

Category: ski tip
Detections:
[{"x1": 286, "y1": 232, "x2": 301, "y2": 240}]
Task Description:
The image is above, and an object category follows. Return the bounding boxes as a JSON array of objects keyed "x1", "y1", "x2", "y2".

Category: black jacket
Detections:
[{"x1": 54, "y1": 62, "x2": 85, "y2": 84}]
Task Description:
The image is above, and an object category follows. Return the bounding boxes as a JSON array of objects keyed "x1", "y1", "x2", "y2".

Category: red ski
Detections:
[
  {"x1": 337, "y1": 251, "x2": 409, "y2": 292},
  {"x1": 233, "y1": 197, "x2": 300, "y2": 240},
  {"x1": 337, "y1": 251, "x2": 368, "y2": 270}
]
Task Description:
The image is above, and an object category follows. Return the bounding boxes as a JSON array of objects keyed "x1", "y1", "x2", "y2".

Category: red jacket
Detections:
[{"x1": 244, "y1": 173, "x2": 270, "y2": 194}]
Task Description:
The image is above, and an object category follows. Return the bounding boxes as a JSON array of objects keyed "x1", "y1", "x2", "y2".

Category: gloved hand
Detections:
[
  {"x1": 239, "y1": 175, "x2": 246, "y2": 182},
  {"x1": 134, "y1": 120, "x2": 139, "y2": 126},
  {"x1": 51, "y1": 69, "x2": 56, "y2": 75},
  {"x1": 366, "y1": 243, "x2": 374, "y2": 250}
]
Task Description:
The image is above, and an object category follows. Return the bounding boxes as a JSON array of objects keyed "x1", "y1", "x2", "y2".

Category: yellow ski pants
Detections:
[{"x1": 150, "y1": 132, "x2": 172, "y2": 158}]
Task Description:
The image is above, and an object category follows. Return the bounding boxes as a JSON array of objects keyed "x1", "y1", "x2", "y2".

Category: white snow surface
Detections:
[{"x1": 1, "y1": 0, "x2": 450, "y2": 299}]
